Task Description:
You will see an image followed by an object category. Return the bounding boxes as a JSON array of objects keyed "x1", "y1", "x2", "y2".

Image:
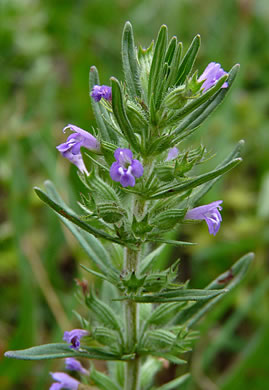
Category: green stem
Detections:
[{"x1": 124, "y1": 246, "x2": 141, "y2": 390}]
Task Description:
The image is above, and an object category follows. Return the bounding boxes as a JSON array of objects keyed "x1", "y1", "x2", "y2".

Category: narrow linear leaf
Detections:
[
  {"x1": 148, "y1": 238, "x2": 196, "y2": 247},
  {"x1": 140, "y1": 244, "x2": 166, "y2": 274},
  {"x1": 44, "y1": 181, "x2": 118, "y2": 274},
  {"x1": 175, "y1": 34, "x2": 200, "y2": 85},
  {"x1": 4, "y1": 343, "x2": 130, "y2": 361},
  {"x1": 148, "y1": 25, "x2": 168, "y2": 105},
  {"x1": 157, "y1": 373, "x2": 191, "y2": 390},
  {"x1": 116, "y1": 288, "x2": 226, "y2": 303},
  {"x1": 122, "y1": 21, "x2": 142, "y2": 98},
  {"x1": 173, "y1": 64, "x2": 240, "y2": 142},
  {"x1": 35, "y1": 187, "x2": 125, "y2": 246},
  {"x1": 111, "y1": 77, "x2": 140, "y2": 152},
  {"x1": 190, "y1": 139, "x2": 244, "y2": 205},
  {"x1": 175, "y1": 252, "x2": 254, "y2": 327},
  {"x1": 91, "y1": 367, "x2": 121, "y2": 390},
  {"x1": 149, "y1": 158, "x2": 242, "y2": 199}
]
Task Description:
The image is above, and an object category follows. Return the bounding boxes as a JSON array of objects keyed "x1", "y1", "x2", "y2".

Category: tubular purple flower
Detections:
[
  {"x1": 63, "y1": 329, "x2": 89, "y2": 349},
  {"x1": 56, "y1": 124, "x2": 100, "y2": 174},
  {"x1": 91, "y1": 85, "x2": 112, "y2": 102},
  {"x1": 110, "y1": 148, "x2": 143, "y2": 187},
  {"x1": 198, "y1": 62, "x2": 228, "y2": 93},
  {"x1": 50, "y1": 372, "x2": 79, "y2": 390},
  {"x1": 184, "y1": 201, "x2": 223, "y2": 236},
  {"x1": 65, "y1": 358, "x2": 89, "y2": 375},
  {"x1": 166, "y1": 147, "x2": 179, "y2": 161}
]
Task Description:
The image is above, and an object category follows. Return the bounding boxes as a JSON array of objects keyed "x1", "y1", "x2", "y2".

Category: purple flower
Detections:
[
  {"x1": 110, "y1": 148, "x2": 143, "y2": 187},
  {"x1": 65, "y1": 358, "x2": 89, "y2": 375},
  {"x1": 56, "y1": 124, "x2": 100, "y2": 174},
  {"x1": 91, "y1": 85, "x2": 112, "y2": 102},
  {"x1": 184, "y1": 201, "x2": 223, "y2": 236},
  {"x1": 198, "y1": 62, "x2": 228, "y2": 93},
  {"x1": 166, "y1": 147, "x2": 179, "y2": 161},
  {"x1": 49, "y1": 372, "x2": 79, "y2": 390},
  {"x1": 63, "y1": 329, "x2": 88, "y2": 349}
]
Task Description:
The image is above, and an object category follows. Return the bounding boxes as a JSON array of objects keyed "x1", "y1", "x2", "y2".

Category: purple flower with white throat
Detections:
[
  {"x1": 56, "y1": 124, "x2": 100, "y2": 174},
  {"x1": 198, "y1": 62, "x2": 228, "y2": 93},
  {"x1": 91, "y1": 85, "x2": 112, "y2": 102},
  {"x1": 184, "y1": 201, "x2": 223, "y2": 236},
  {"x1": 65, "y1": 358, "x2": 89, "y2": 375},
  {"x1": 49, "y1": 372, "x2": 79, "y2": 390},
  {"x1": 63, "y1": 329, "x2": 88, "y2": 349},
  {"x1": 110, "y1": 148, "x2": 143, "y2": 187}
]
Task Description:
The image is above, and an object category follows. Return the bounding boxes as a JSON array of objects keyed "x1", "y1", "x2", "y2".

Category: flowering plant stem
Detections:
[{"x1": 124, "y1": 246, "x2": 140, "y2": 390}]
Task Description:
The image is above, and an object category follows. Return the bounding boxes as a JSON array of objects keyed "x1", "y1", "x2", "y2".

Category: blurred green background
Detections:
[{"x1": 1, "y1": 0, "x2": 269, "y2": 389}]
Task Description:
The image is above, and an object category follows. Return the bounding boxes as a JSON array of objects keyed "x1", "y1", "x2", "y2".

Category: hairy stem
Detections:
[{"x1": 124, "y1": 246, "x2": 141, "y2": 390}]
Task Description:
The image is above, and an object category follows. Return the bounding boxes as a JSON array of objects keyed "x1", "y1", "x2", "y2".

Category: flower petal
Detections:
[
  {"x1": 120, "y1": 172, "x2": 135, "y2": 187},
  {"x1": 110, "y1": 162, "x2": 121, "y2": 182},
  {"x1": 131, "y1": 159, "x2": 144, "y2": 178}
]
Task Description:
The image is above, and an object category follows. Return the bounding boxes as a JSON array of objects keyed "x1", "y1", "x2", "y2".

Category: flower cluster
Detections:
[{"x1": 50, "y1": 358, "x2": 88, "y2": 389}]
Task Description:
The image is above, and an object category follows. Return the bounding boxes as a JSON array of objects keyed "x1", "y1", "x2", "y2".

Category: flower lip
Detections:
[
  {"x1": 65, "y1": 358, "x2": 89, "y2": 375},
  {"x1": 110, "y1": 148, "x2": 143, "y2": 188},
  {"x1": 184, "y1": 201, "x2": 223, "y2": 236},
  {"x1": 63, "y1": 329, "x2": 88, "y2": 349}
]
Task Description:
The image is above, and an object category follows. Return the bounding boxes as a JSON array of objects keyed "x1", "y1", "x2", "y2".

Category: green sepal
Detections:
[
  {"x1": 34, "y1": 186, "x2": 125, "y2": 246},
  {"x1": 89, "y1": 66, "x2": 118, "y2": 143},
  {"x1": 139, "y1": 244, "x2": 166, "y2": 273},
  {"x1": 80, "y1": 264, "x2": 119, "y2": 285},
  {"x1": 122, "y1": 21, "x2": 142, "y2": 99},
  {"x1": 148, "y1": 157, "x2": 242, "y2": 199},
  {"x1": 92, "y1": 327, "x2": 121, "y2": 351},
  {"x1": 4, "y1": 343, "x2": 131, "y2": 361},
  {"x1": 175, "y1": 34, "x2": 201, "y2": 85},
  {"x1": 150, "y1": 208, "x2": 186, "y2": 230},
  {"x1": 90, "y1": 366, "x2": 122, "y2": 390},
  {"x1": 85, "y1": 290, "x2": 123, "y2": 331},
  {"x1": 115, "y1": 288, "x2": 226, "y2": 303},
  {"x1": 148, "y1": 25, "x2": 168, "y2": 109},
  {"x1": 175, "y1": 252, "x2": 254, "y2": 327},
  {"x1": 140, "y1": 357, "x2": 163, "y2": 389},
  {"x1": 146, "y1": 302, "x2": 186, "y2": 326},
  {"x1": 132, "y1": 214, "x2": 153, "y2": 238},
  {"x1": 121, "y1": 271, "x2": 147, "y2": 293},
  {"x1": 97, "y1": 203, "x2": 127, "y2": 223},
  {"x1": 111, "y1": 77, "x2": 140, "y2": 152}
]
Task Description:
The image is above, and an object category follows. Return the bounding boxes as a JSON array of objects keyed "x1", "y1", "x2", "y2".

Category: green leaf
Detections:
[
  {"x1": 89, "y1": 66, "x2": 118, "y2": 143},
  {"x1": 157, "y1": 373, "x2": 191, "y2": 390},
  {"x1": 80, "y1": 264, "x2": 118, "y2": 285},
  {"x1": 111, "y1": 77, "x2": 140, "y2": 152},
  {"x1": 4, "y1": 343, "x2": 130, "y2": 361},
  {"x1": 90, "y1": 367, "x2": 122, "y2": 390},
  {"x1": 35, "y1": 186, "x2": 125, "y2": 246},
  {"x1": 148, "y1": 157, "x2": 242, "y2": 199},
  {"x1": 147, "y1": 302, "x2": 185, "y2": 326},
  {"x1": 117, "y1": 288, "x2": 226, "y2": 303},
  {"x1": 190, "y1": 140, "x2": 244, "y2": 205},
  {"x1": 173, "y1": 64, "x2": 240, "y2": 143},
  {"x1": 140, "y1": 244, "x2": 166, "y2": 274},
  {"x1": 148, "y1": 238, "x2": 196, "y2": 247},
  {"x1": 150, "y1": 352, "x2": 187, "y2": 365},
  {"x1": 148, "y1": 25, "x2": 168, "y2": 108},
  {"x1": 175, "y1": 252, "x2": 254, "y2": 327},
  {"x1": 175, "y1": 34, "x2": 200, "y2": 85},
  {"x1": 122, "y1": 21, "x2": 142, "y2": 99},
  {"x1": 86, "y1": 290, "x2": 123, "y2": 331},
  {"x1": 44, "y1": 181, "x2": 118, "y2": 275}
]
